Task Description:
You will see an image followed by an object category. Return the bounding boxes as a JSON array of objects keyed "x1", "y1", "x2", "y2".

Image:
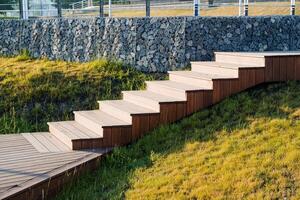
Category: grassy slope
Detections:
[
  {"x1": 57, "y1": 81, "x2": 300, "y2": 200},
  {"x1": 0, "y1": 55, "x2": 162, "y2": 134}
]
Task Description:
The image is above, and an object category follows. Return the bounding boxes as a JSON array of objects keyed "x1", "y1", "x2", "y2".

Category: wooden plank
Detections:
[
  {"x1": 149, "y1": 114, "x2": 160, "y2": 131},
  {"x1": 121, "y1": 127, "x2": 132, "y2": 145},
  {"x1": 31, "y1": 134, "x2": 60, "y2": 152},
  {"x1": 111, "y1": 127, "x2": 122, "y2": 147},
  {"x1": 212, "y1": 80, "x2": 221, "y2": 104},
  {"x1": 246, "y1": 69, "x2": 256, "y2": 88},
  {"x1": 0, "y1": 153, "x2": 87, "y2": 166},
  {"x1": 193, "y1": 91, "x2": 204, "y2": 112},
  {"x1": 203, "y1": 90, "x2": 213, "y2": 108},
  {"x1": 230, "y1": 78, "x2": 240, "y2": 94},
  {"x1": 14, "y1": 135, "x2": 45, "y2": 152},
  {"x1": 296, "y1": 56, "x2": 300, "y2": 80},
  {"x1": 132, "y1": 114, "x2": 150, "y2": 139},
  {"x1": 286, "y1": 56, "x2": 295, "y2": 80},
  {"x1": 265, "y1": 57, "x2": 273, "y2": 82},
  {"x1": 0, "y1": 158, "x2": 87, "y2": 183},
  {"x1": 186, "y1": 92, "x2": 195, "y2": 115},
  {"x1": 176, "y1": 102, "x2": 187, "y2": 120},
  {"x1": 102, "y1": 128, "x2": 112, "y2": 147},
  {"x1": 159, "y1": 103, "x2": 177, "y2": 124},
  {"x1": 272, "y1": 57, "x2": 281, "y2": 81},
  {"x1": 255, "y1": 68, "x2": 265, "y2": 84},
  {"x1": 0, "y1": 154, "x2": 87, "y2": 170},
  {"x1": 279, "y1": 56, "x2": 288, "y2": 81}
]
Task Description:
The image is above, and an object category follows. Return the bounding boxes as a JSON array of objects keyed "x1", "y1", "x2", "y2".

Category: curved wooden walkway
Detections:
[{"x1": 1, "y1": 51, "x2": 300, "y2": 200}]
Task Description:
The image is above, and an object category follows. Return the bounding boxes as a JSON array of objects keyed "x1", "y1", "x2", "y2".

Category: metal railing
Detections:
[{"x1": 0, "y1": 0, "x2": 298, "y2": 19}]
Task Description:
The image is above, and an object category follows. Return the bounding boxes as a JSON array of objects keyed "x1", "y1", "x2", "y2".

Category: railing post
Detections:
[
  {"x1": 99, "y1": 0, "x2": 104, "y2": 17},
  {"x1": 244, "y1": 0, "x2": 248, "y2": 16},
  {"x1": 146, "y1": 0, "x2": 150, "y2": 17},
  {"x1": 19, "y1": 0, "x2": 23, "y2": 19},
  {"x1": 290, "y1": 0, "x2": 295, "y2": 15},
  {"x1": 194, "y1": 0, "x2": 200, "y2": 16},
  {"x1": 108, "y1": 0, "x2": 112, "y2": 17},
  {"x1": 57, "y1": 0, "x2": 62, "y2": 17},
  {"x1": 239, "y1": 0, "x2": 242, "y2": 16},
  {"x1": 21, "y1": 0, "x2": 28, "y2": 19}
]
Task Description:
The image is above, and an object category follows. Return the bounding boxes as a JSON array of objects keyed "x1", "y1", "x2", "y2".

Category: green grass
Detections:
[
  {"x1": 0, "y1": 54, "x2": 164, "y2": 134},
  {"x1": 56, "y1": 81, "x2": 300, "y2": 200}
]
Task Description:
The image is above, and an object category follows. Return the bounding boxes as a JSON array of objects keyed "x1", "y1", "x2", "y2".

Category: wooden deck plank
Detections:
[
  {"x1": 0, "y1": 134, "x2": 105, "y2": 199},
  {"x1": 22, "y1": 133, "x2": 49, "y2": 153}
]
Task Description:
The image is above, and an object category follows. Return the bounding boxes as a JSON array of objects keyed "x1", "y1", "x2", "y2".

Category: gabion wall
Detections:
[{"x1": 0, "y1": 16, "x2": 299, "y2": 72}]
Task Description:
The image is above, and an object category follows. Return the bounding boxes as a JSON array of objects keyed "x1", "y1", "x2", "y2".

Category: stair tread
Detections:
[
  {"x1": 191, "y1": 61, "x2": 264, "y2": 69},
  {"x1": 22, "y1": 132, "x2": 71, "y2": 152},
  {"x1": 74, "y1": 110, "x2": 131, "y2": 127},
  {"x1": 215, "y1": 51, "x2": 300, "y2": 57},
  {"x1": 168, "y1": 70, "x2": 236, "y2": 80},
  {"x1": 122, "y1": 90, "x2": 186, "y2": 102},
  {"x1": 99, "y1": 100, "x2": 159, "y2": 114},
  {"x1": 48, "y1": 121, "x2": 102, "y2": 139},
  {"x1": 147, "y1": 80, "x2": 210, "y2": 91}
]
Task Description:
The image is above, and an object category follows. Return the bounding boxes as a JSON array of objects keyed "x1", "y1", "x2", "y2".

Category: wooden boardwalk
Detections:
[
  {"x1": 0, "y1": 134, "x2": 109, "y2": 200},
  {"x1": 1, "y1": 51, "x2": 300, "y2": 199}
]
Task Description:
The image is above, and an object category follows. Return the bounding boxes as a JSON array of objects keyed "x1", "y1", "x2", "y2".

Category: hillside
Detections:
[
  {"x1": 56, "y1": 81, "x2": 300, "y2": 200},
  {"x1": 0, "y1": 54, "x2": 162, "y2": 134},
  {"x1": 1, "y1": 55, "x2": 300, "y2": 199}
]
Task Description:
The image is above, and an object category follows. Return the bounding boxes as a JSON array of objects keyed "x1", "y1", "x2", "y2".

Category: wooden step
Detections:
[
  {"x1": 48, "y1": 121, "x2": 102, "y2": 149},
  {"x1": 122, "y1": 90, "x2": 185, "y2": 112},
  {"x1": 98, "y1": 100, "x2": 159, "y2": 124},
  {"x1": 22, "y1": 132, "x2": 71, "y2": 153},
  {"x1": 74, "y1": 110, "x2": 131, "y2": 134},
  {"x1": 191, "y1": 62, "x2": 249, "y2": 77},
  {"x1": 146, "y1": 80, "x2": 209, "y2": 100},
  {"x1": 215, "y1": 52, "x2": 265, "y2": 66},
  {"x1": 168, "y1": 71, "x2": 236, "y2": 89}
]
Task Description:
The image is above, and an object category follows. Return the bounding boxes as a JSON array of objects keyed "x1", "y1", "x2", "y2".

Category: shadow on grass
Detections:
[{"x1": 56, "y1": 81, "x2": 300, "y2": 200}]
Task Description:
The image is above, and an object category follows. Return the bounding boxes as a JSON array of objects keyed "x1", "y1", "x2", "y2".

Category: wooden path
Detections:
[
  {"x1": 0, "y1": 134, "x2": 109, "y2": 200},
  {"x1": 1, "y1": 51, "x2": 300, "y2": 199}
]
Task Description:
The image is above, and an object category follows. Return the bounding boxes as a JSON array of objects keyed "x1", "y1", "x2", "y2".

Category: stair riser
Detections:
[
  {"x1": 74, "y1": 113, "x2": 104, "y2": 134},
  {"x1": 169, "y1": 74, "x2": 213, "y2": 89},
  {"x1": 215, "y1": 54, "x2": 265, "y2": 66},
  {"x1": 192, "y1": 64, "x2": 239, "y2": 77},
  {"x1": 147, "y1": 83, "x2": 187, "y2": 100},
  {"x1": 99, "y1": 103, "x2": 132, "y2": 124},
  {"x1": 160, "y1": 102, "x2": 187, "y2": 124},
  {"x1": 72, "y1": 139, "x2": 103, "y2": 150},
  {"x1": 132, "y1": 114, "x2": 160, "y2": 141},
  {"x1": 122, "y1": 93, "x2": 160, "y2": 112},
  {"x1": 49, "y1": 125, "x2": 73, "y2": 149}
]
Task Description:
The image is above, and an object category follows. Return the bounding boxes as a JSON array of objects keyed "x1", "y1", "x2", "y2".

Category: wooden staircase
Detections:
[{"x1": 23, "y1": 51, "x2": 300, "y2": 151}]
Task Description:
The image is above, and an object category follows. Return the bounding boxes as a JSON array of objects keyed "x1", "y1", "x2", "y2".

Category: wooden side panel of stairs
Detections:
[{"x1": 23, "y1": 52, "x2": 300, "y2": 151}]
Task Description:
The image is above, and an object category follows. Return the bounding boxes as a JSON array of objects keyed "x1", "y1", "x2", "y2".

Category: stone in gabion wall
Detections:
[{"x1": 0, "y1": 16, "x2": 299, "y2": 72}]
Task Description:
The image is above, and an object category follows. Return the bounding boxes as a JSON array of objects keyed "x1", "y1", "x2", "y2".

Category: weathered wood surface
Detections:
[{"x1": 0, "y1": 134, "x2": 107, "y2": 200}]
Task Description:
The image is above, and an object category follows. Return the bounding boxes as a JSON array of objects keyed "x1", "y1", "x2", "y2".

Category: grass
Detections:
[
  {"x1": 56, "y1": 81, "x2": 300, "y2": 200},
  {"x1": 0, "y1": 54, "x2": 164, "y2": 134}
]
